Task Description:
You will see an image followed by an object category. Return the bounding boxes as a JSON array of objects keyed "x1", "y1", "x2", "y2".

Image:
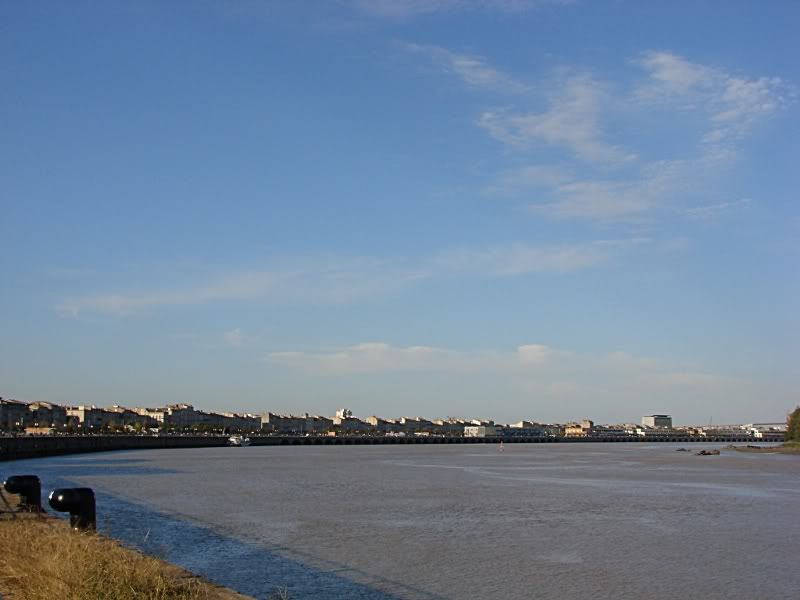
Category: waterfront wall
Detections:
[
  {"x1": 0, "y1": 435, "x2": 227, "y2": 461},
  {"x1": 0, "y1": 433, "x2": 765, "y2": 461}
]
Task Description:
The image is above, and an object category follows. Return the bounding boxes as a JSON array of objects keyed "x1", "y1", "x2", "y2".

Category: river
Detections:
[{"x1": 6, "y1": 443, "x2": 799, "y2": 599}]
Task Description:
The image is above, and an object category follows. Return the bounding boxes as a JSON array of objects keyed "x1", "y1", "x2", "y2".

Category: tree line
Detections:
[{"x1": 787, "y1": 407, "x2": 800, "y2": 443}]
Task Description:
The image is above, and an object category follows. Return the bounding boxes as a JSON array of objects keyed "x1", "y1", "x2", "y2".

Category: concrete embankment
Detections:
[{"x1": 0, "y1": 434, "x2": 227, "y2": 461}]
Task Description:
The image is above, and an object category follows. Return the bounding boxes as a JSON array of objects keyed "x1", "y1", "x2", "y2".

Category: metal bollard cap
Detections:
[
  {"x1": 48, "y1": 487, "x2": 95, "y2": 512},
  {"x1": 3, "y1": 475, "x2": 40, "y2": 494}
]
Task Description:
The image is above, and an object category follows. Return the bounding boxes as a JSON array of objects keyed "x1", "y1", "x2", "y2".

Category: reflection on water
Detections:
[{"x1": 5, "y1": 444, "x2": 799, "y2": 600}]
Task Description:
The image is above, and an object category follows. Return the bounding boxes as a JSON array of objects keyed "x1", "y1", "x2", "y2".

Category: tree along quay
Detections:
[{"x1": 0, "y1": 433, "x2": 765, "y2": 461}]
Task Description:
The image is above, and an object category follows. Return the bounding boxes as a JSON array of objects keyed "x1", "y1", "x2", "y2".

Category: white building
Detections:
[
  {"x1": 642, "y1": 414, "x2": 672, "y2": 428},
  {"x1": 464, "y1": 425, "x2": 500, "y2": 438}
]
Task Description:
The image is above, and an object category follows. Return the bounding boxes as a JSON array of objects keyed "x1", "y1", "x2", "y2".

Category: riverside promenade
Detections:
[{"x1": 0, "y1": 433, "x2": 761, "y2": 461}]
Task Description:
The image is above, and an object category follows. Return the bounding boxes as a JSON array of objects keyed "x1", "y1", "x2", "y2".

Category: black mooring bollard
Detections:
[
  {"x1": 3, "y1": 475, "x2": 42, "y2": 512},
  {"x1": 48, "y1": 488, "x2": 96, "y2": 531}
]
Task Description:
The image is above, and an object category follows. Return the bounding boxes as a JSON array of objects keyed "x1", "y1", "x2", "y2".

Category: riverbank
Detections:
[
  {"x1": 1, "y1": 433, "x2": 769, "y2": 462},
  {"x1": 731, "y1": 442, "x2": 800, "y2": 455},
  {"x1": 0, "y1": 491, "x2": 252, "y2": 600}
]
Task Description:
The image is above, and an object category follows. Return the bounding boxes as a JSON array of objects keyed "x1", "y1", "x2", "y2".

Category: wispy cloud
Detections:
[
  {"x1": 634, "y1": 51, "x2": 791, "y2": 160},
  {"x1": 489, "y1": 160, "x2": 685, "y2": 221},
  {"x1": 223, "y1": 328, "x2": 244, "y2": 347},
  {"x1": 433, "y1": 239, "x2": 646, "y2": 274},
  {"x1": 478, "y1": 75, "x2": 638, "y2": 165},
  {"x1": 57, "y1": 271, "x2": 276, "y2": 317},
  {"x1": 46, "y1": 267, "x2": 95, "y2": 279},
  {"x1": 169, "y1": 328, "x2": 261, "y2": 349},
  {"x1": 57, "y1": 240, "x2": 642, "y2": 317},
  {"x1": 268, "y1": 342, "x2": 559, "y2": 375},
  {"x1": 270, "y1": 343, "x2": 468, "y2": 375},
  {"x1": 634, "y1": 51, "x2": 715, "y2": 99},
  {"x1": 684, "y1": 198, "x2": 753, "y2": 221},
  {"x1": 467, "y1": 51, "x2": 792, "y2": 222},
  {"x1": 266, "y1": 341, "x2": 729, "y2": 400},
  {"x1": 352, "y1": 0, "x2": 571, "y2": 20},
  {"x1": 517, "y1": 343, "x2": 558, "y2": 364},
  {"x1": 403, "y1": 43, "x2": 529, "y2": 93}
]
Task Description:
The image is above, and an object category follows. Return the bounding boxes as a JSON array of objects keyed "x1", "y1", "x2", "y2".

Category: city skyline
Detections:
[
  {"x1": 2, "y1": 395, "x2": 788, "y2": 434},
  {"x1": 1, "y1": 1, "x2": 798, "y2": 424}
]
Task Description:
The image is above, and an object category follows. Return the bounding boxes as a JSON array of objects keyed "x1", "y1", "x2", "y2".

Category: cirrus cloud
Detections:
[
  {"x1": 351, "y1": 0, "x2": 572, "y2": 20},
  {"x1": 56, "y1": 239, "x2": 644, "y2": 317},
  {"x1": 413, "y1": 45, "x2": 791, "y2": 222}
]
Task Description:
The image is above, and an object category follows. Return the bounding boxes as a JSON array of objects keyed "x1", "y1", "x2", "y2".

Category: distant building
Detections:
[
  {"x1": 564, "y1": 423, "x2": 586, "y2": 437},
  {"x1": 135, "y1": 407, "x2": 169, "y2": 424},
  {"x1": 591, "y1": 425, "x2": 629, "y2": 438},
  {"x1": 633, "y1": 426, "x2": 675, "y2": 438},
  {"x1": 741, "y1": 423, "x2": 785, "y2": 442},
  {"x1": 642, "y1": 415, "x2": 672, "y2": 428},
  {"x1": 66, "y1": 406, "x2": 114, "y2": 430},
  {"x1": 432, "y1": 418, "x2": 467, "y2": 436},
  {"x1": 564, "y1": 420, "x2": 594, "y2": 437},
  {"x1": 333, "y1": 415, "x2": 370, "y2": 434},
  {"x1": 749, "y1": 429, "x2": 785, "y2": 442},
  {"x1": 305, "y1": 414, "x2": 333, "y2": 434},
  {"x1": 464, "y1": 425, "x2": 500, "y2": 437},
  {"x1": 28, "y1": 401, "x2": 67, "y2": 428},
  {"x1": 261, "y1": 412, "x2": 297, "y2": 433},
  {"x1": 260, "y1": 412, "x2": 333, "y2": 434},
  {"x1": 133, "y1": 404, "x2": 202, "y2": 428},
  {"x1": 197, "y1": 411, "x2": 224, "y2": 429},
  {"x1": 261, "y1": 412, "x2": 306, "y2": 434},
  {"x1": 164, "y1": 404, "x2": 202, "y2": 429},
  {"x1": 366, "y1": 416, "x2": 401, "y2": 434},
  {"x1": 221, "y1": 412, "x2": 261, "y2": 432},
  {"x1": 25, "y1": 426, "x2": 56, "y2": 435},
  {"x1": 745, "y1": 422, "x2": 786, "y2": 432},
  {"x1": 106, "y1": 406, "x2": 155, "y2": 429},
  {"x1": 399, "y1": 416, "x2": 436, "y2": 434},
  {"x1": 507, "y1": 421, "x2": 548, "y2": 437},
  {"x1": 0, "y1": 398, "x2": 29, "y2": 430}
]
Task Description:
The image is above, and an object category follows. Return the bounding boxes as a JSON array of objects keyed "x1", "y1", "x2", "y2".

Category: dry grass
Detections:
[{"x1": 0, "y1": 516, "x2": 214, "y2": 599}]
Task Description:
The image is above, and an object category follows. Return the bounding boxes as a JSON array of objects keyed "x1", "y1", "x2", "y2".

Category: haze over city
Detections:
[{"x1": 2, "y1": 1, "x2": 797, "y2": 425}]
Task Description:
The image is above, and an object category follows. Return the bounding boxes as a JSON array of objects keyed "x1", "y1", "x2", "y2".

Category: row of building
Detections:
[
  {"x1": 559, "y1": 417, "x2": 784, "y2": 440},
  {"x1": 0, "y1": 398, "x2": 262, "y2": 434},
  {"x1": 0, "y1": 398, "x2": 786, "y2": 440},
  {"x1": 0, "y1": 399, "x2": 555, "y2": 437}
]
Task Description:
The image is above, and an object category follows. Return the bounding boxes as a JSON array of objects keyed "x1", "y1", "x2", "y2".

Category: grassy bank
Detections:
[{"x1": 0, "y1": 495, "x2": 251, "y2": 600}]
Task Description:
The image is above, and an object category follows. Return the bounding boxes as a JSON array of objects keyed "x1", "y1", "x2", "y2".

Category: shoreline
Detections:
[
  {"x1": 1, "y1": 433, "x2": 779, "y2": 462},
  {"x1": 730, "y1": 444, "x2": 800, "y2": 455},
  {"x1": 0, "y1": 490, "x2": 253, "y2": 600}
]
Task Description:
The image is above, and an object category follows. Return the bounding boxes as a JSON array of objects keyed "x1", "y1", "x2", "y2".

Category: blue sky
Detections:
[{"x1": 2, "y1": 0, "x2": 798, "y2": 425}]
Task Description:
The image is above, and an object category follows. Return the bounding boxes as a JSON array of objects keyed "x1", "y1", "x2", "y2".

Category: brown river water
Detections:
[{"x1": 8, "y1": 443, "x2": 800, "y2": 599}]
